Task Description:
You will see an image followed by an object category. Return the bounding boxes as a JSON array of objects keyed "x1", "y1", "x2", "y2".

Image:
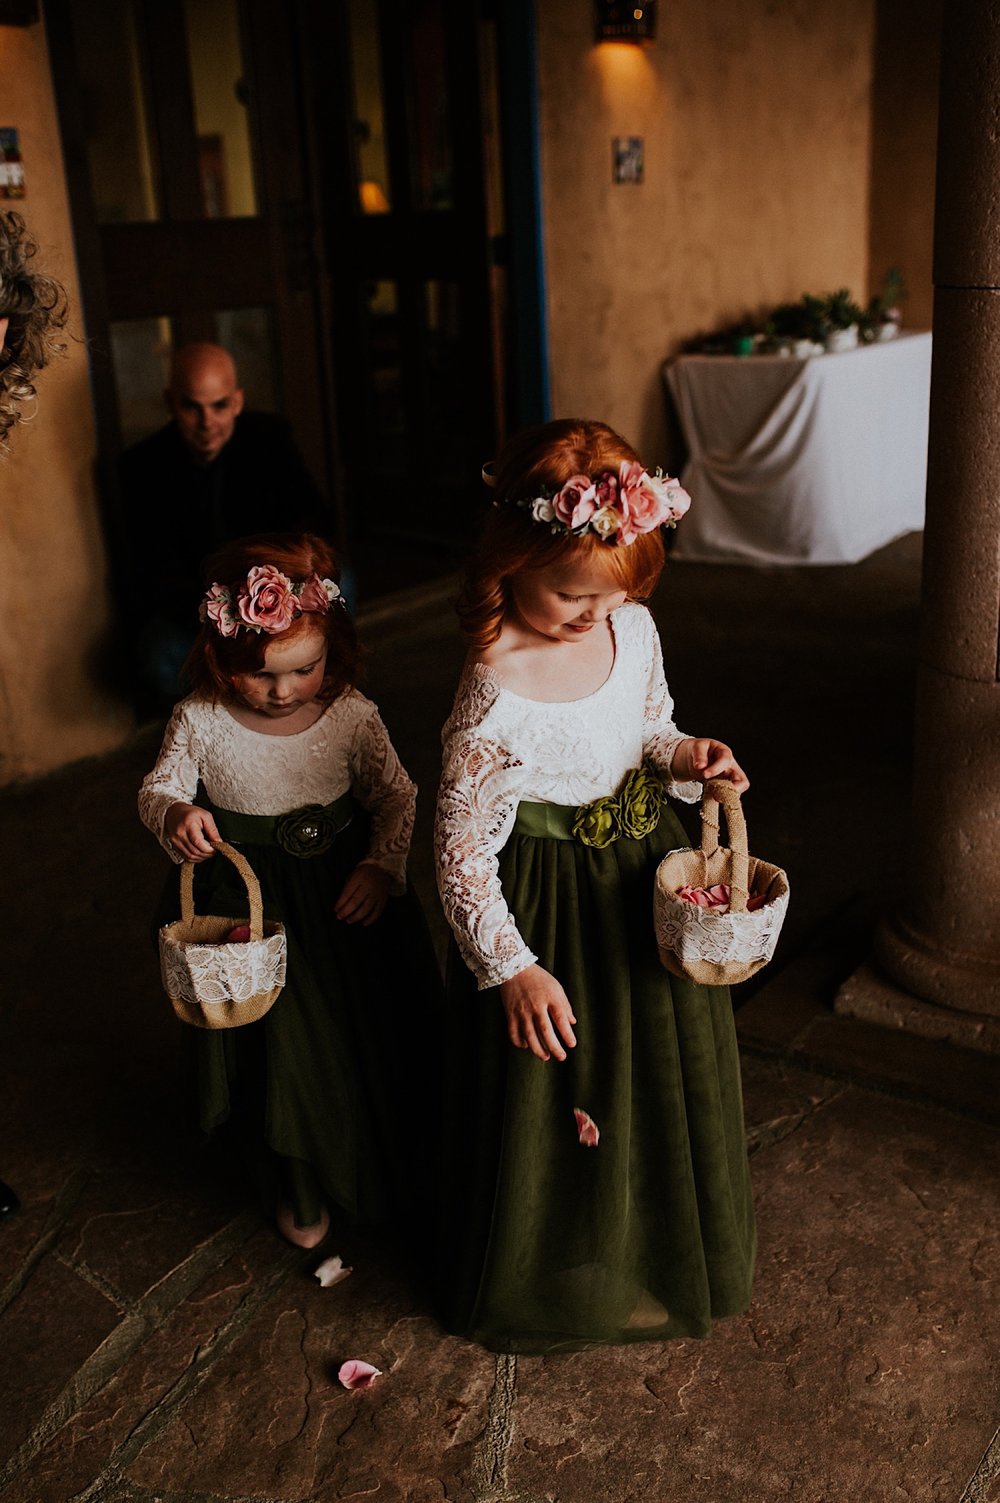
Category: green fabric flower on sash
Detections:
[
  {"x1": 276, "y1": 804, "x2": 339, "y2": 857},
  {"x1": 571, "y1": 767, "x2": 665, "y2": 848},
  {"x1": 571, "y1": 794, "x2": 623, "y2": 849},
  {"x1": 618, "y1": 767, "x2": 665, "y2": 838}
]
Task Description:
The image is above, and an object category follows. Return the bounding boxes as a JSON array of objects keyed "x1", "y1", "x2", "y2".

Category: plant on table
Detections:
[{"x1": 862, "y1": 266, "x2": 907, "y2": 342}]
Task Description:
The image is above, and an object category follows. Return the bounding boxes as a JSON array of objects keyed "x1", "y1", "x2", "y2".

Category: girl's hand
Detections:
[
  {"x1": 164, "y1": 802, "x2": 221, "y2": 861},
  {"x1": 672, "y1": 738, "x2": 749, "y2": 794},
  {"x1": 499, "y1": 964, "x2": 577, "y2": 1062},
  {"x1": 335, "y1": 863, "x2": 391, "y2": 926}
]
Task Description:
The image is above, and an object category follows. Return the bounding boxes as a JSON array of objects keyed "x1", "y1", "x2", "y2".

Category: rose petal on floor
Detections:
[
  {"x1": 574, "y1": 1107, "x2": 600, "y2": 1147},
  {"x1": 338, "y1": 1359, "x2": 382, "y2": 1390},
  {"x1": 315, "y1": 1254, "x2": 353, "y2": 1288}
]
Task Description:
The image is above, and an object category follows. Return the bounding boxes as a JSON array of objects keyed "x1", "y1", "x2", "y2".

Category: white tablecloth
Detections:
[{"x1": 663, "y1": 332, "x2": 932, "y2": 564}]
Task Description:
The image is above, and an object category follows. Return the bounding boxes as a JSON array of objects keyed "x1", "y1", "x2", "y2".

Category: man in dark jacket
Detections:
[{"x1": 118, "y1": 341, "x2": 332, "y2": 711}]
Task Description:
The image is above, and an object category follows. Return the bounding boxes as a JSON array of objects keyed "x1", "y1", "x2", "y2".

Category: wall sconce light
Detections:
[
  {"x1": 595, "y1": 0, "x2": 656, "y2": 45},
  {"x1": 0, "y1": 0, "x2": 39, "y2": 22}
]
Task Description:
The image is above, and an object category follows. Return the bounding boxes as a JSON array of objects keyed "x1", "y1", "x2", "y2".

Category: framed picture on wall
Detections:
[{"x1": 612, "y1": 136, "x2": 644, "y2": 185}]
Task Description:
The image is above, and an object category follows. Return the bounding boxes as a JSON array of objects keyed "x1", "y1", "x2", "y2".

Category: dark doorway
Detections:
[
  {"x1": 315, "y1": 0, "x2": 504, "y2": 593},
  {"x1": 46, "y1": 0, "x2": 545, "y2": 602}
]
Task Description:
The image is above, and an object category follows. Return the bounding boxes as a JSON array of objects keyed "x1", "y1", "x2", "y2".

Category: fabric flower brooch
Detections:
[{"x1": 572, "y1": 767, "x2": 665, "y2": 848}]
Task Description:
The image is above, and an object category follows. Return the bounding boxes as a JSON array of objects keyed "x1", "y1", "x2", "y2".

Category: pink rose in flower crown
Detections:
[
  {"x1": 297, "y1": 573, "x2": 342, "y2": 614},
  {"x1": 645, "y1": 469, "x2": 691, "y2": 525},
  {"x1": 594, "y1": 471, "x2": 619, "y2": 509},
  {"x1": 552, "y1": 474, "x2": 597, "y2": 530},
  {"x1": 616, "y1": 463, "x2": 693, "y2": 543},
  {"x1": 618, "y1": 462, "x2": 670, "y2": 539},
  {"x1": 236, "y1": 565, "x2": 300, "y2": 634},
  {"x1": 202, "y1": 583, "x2": 240, "y2": 637}
]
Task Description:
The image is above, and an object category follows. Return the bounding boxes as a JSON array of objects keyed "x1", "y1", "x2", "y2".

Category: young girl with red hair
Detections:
[
  {"x1": 140, "y1": 532, "x2": 439, "y2": 1248},
  {"x1": 435, "y1": 419, "x2": 755, "y2": 1351}
]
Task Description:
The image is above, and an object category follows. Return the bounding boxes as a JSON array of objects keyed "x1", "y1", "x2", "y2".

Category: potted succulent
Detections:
[
  {"x1": 863, "y1": 266, "x2": 906, "y2": 342},
  {"x1": 764, "y1": 302, "x2": 814, "y2": 357},
  {"x1": 758, "y1": 298, "x2": 827, "y2": 357},
  {"x1": 821, "y1": 289, "x2": 864, "y2": 353},
  {"x1": 793, "y1": 294, "x2": 831, "y2": 357}
]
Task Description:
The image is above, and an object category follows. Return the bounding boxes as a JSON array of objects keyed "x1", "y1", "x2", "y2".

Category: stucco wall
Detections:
[
  {"x1": 868, "y1": 0, "x2": 941, "y2": 332},
  {"x1": 0, "y1": 21, "x2": 131, "y2": 783},
  {"x1": 537, "y1": 0, "x2": 878, "y2": 464}
]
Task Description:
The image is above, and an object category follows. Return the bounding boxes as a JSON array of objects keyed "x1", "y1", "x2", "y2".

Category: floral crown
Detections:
[
  {"x1": 485, "y1": 460, "x2": 691, "y2": 545},
  {"x1": 200, "y1": 565, "x2": 344, "y2": 638}
]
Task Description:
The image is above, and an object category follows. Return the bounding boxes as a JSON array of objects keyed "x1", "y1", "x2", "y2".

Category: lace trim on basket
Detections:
[
  {"x1": 160, "y1": 934, "x2": 287, "y2": 1006},
  {"x1": 654, "y1": 887, "x2": 790, "y2": 968}
]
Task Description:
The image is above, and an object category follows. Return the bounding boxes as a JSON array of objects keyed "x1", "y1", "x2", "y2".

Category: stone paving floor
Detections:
[{"x1": 5, "y1": 533, "x2": 1000, "y2": 1502}]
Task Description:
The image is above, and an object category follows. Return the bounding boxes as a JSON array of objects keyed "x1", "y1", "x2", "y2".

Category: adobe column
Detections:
[{"x1": 836, "y1": 0, "x2": 1000, "y2": 1046}]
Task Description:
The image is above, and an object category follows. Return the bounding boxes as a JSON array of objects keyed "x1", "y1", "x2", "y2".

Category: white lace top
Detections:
[
  {"x1": 139, "y1": 689, "x2": 415, "y2": 890},
  {"x1": 435, "y1": 602, "x2": 701, "y2": 988}
]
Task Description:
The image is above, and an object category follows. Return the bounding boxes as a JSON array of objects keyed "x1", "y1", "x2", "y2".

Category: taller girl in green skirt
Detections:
[{"x1": 434, "y1": 420, "x2": 756, "y2": 1353}]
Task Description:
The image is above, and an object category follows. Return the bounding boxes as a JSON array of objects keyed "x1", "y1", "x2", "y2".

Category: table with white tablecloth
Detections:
[{"x1": 662, "y1": 332, "x2": 932, "y2": 564}]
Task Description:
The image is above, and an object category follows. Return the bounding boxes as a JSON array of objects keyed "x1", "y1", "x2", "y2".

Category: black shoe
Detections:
[{"x1": 0, "y1": 1180, "x2": 20, "y2": 1217}]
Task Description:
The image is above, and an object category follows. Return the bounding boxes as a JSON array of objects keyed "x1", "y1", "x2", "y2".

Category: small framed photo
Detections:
[
  {"x1": 0, "y1": 129, "x2": 25, "y2": 200},
  {"x1": 612, "y1": 136, "x2": 644, "y2": 185}
]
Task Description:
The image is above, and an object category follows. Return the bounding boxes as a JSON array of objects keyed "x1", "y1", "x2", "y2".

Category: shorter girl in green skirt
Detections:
[
  {"x1": 140, "y1": 532, "x2": 440, "y2": 1248},
  {"x1": 434, "y1": 420, "x2": 756, "y2": 1352}
]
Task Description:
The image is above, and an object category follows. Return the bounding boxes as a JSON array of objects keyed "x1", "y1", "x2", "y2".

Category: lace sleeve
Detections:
[
  {"x1": 640, "y1": 612, "x2": 702, "y2": 804},
  {"x1": 138, "y1": 704, "x2": 201, "y2": 862},
  {"x1": 435, "y1": 683, "x2": 536, "y2": 991},
  {"x1": 348, "y1": 704, "x2": 416, "y2": 892}
]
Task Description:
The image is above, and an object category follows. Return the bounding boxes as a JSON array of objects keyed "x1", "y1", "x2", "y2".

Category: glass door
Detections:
[
  {"x1": 310, "y1": 0, "x2": 506, "y2": 588},
  {"x1": 49, "y1": 0, "x2": 523, "y2": 600},
  {"x1": 47, "y1": 0, "x2": 343, "y2": 533}
]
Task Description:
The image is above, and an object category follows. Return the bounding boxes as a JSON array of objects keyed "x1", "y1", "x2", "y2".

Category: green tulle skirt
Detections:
[
  {"x1": 156, "y1": 805, "x2": 442, "y2": 1229},
  {"x1": 436, "y1": 800, "x2": 756, "y2": 1354}
]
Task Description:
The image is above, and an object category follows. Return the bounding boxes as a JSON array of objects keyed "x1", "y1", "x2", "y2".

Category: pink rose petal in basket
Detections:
[
  {"x1": 676, "y1": 883, "x2": 767, "y2": 913},
  {"x1": 338, "y1": 1359, "x2": 382, "y2": 1390},
  {"x1": 574, "y1": 1108, "x2": 600, "y2": 1147}
]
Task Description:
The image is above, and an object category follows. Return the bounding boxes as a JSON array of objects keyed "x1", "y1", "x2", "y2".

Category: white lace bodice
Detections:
[
  {"x1": 139, "y1": 689, "x2": 415, "y2": 889},
  {"x1": 435, "y1": 603, "x2": 700, "y2": 988}
]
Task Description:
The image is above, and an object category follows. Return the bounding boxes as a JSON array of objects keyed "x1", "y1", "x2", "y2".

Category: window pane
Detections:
[
  {"x1": 423, "y1": 279, "x2": 470, "y2": 480},
  {"x1": 110, "y1": 317, "x2": 172, "y2": 447},
  {"x1": 72, "y1": 0, "x2": 159, "y2": 224},
  {"x1": 349, "y1": 0, "x2": 392, "y2": 214},
  {"x1": 184, "y1": 0, "x2": 259, "y2": 218},
  {"x1": 362, "y1": 280, "x2": 405, "y2": 471},
  {"x1": 355, "y1": 279, "x2": 478, "y2": 547},
  {"x1": 214, "y1": 307, "x2": 278, "y2": 411},
  {"x1": 411, "y1": 1, "x2": 454, "y2": 211}
]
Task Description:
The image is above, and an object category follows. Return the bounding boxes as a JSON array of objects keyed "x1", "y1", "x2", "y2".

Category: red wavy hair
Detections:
[
  {"x1": 184, "y1": 532, "x2": 361, "y2": 703},
  {"x1": 458, "y1": 420, "x2": 666, "y2": 648}
]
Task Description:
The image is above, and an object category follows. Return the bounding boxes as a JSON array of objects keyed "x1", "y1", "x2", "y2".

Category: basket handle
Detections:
[
  {"x1": 178, "y1": 840, "x2": 265, "y2": 941},
  {"x1": 699, "y1": 778, "x2": 750, "y2": 915}
]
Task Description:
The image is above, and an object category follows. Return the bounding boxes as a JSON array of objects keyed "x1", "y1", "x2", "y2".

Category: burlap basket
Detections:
[
  {"x1": 158, "y1": 841, "x2": 287, "y2": 1029},
  {"x1": 654, "y1": 778, "x2": 789, "y2": 986}
]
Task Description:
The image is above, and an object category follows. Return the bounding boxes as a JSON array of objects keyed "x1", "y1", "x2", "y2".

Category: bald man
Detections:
[
  {"x1": 165, "y1": 341, "x2": 246, "y2": 465},
  {"x1": 117, "y1": 341, "x2": 331, "y2": 710}
]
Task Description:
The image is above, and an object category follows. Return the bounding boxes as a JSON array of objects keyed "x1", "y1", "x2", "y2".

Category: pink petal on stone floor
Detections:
[
  {"x1": 314, "y1": 1254, "x2": 353, "y2": 1288},
  {"x1": 574, "y1": 1108, "x2": 600, "y2": 1147},
  {"x1": 338, "y1": 1359, "x2": 382, "y2": 1390}
]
